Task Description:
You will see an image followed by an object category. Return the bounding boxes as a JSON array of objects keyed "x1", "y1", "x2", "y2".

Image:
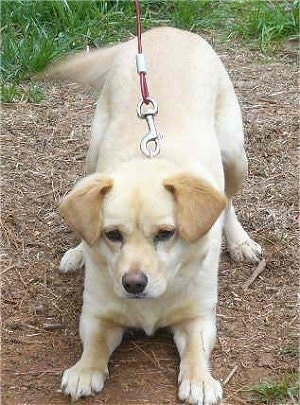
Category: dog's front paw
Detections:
[
  {"x1": 178, "y1": 374, "x2": 222, "y2": 405},
  {"x1": 61, "y1": 362, "x2": 107, "y2": 400},
  {"x1": 59, "y1": 245, "x2": 83, "y2": 273},
  {"x1": 228, "y1": 237, "x2": 262, "y2": 263}
]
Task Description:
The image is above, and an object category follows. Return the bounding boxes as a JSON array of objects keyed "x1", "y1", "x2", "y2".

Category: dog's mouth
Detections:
[{"x1": 125, "y1": 293, "x2": 147, "y2": 300}]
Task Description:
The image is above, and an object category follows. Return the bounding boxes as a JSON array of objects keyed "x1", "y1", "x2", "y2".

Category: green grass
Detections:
[
  {"x1": 249, "y1": 372, "x2": 300, "y2": 404},
  {"x1": 1, "y1": 0, "x2": 299, "y2": 103},
  {"x1": 0, "y1": 82, "x2": 44, "y2": 103}
]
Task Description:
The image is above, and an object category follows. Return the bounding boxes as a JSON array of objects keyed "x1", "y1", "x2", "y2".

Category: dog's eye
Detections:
[
  {"x1": 104, "y1": 229, "x2": 123, "y2": 243},
  {"x1": 154, "y1": 229, "x2": 175, "y2": 244}
]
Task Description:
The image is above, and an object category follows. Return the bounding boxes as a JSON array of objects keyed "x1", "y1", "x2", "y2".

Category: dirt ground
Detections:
[{"x1": 1, "y1": 42, "x2": 298, "y2": 405}]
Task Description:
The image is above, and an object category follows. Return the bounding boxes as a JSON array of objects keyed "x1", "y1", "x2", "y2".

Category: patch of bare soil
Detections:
[{"x1": 1, "y1": 45, "x2": 298, "y2": 405}]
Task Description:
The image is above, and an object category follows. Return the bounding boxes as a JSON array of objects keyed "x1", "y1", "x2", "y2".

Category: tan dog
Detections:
[{"x1": 49, "y1": 27, "x2": 262, "y2": 404}]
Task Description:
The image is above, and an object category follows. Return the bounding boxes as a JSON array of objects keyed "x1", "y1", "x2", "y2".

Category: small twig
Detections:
[
  {"x1": 223, "y1": 364, "x2": 239, "y2": 387},
  {"x1": 131, "y1": 342, "x2": 163, "y2": 369},
  {"x1": 257, "y1": 96, "x2": 278, "y2": 104},
  {"x1": 150, "y1": 350, "x2": 162, "y2": 369},
  {"x1": 0, "y1": 264, "x2": 14, "y2": 275},
  {"x1": 43, "y1": 322, "x2": 64, "y2": 331},
  {"x1": 243, "y1": 258, "x2": 267, "y2": 291},
  {"x1": 14, "y1": 369, "x2": 61, "y2": 376},
  {"x1": 17, "y1": 270, "x2": 28, "y2": 288}
]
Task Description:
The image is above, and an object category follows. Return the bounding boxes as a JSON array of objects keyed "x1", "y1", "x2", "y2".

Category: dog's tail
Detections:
[{"x1": 42, "y1": 45, "x2": 118, "y2": 91}]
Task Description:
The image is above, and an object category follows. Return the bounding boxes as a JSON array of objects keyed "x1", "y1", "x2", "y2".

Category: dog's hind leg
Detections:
[
  {"x1": 215, "y1": 66, "x2": 262, "y2": 262},
  {"x1": 59, "y1": 242, "x2": 84, "y2": 273},
  {"x1": 224, "y1": 202, "x2": 262, "y2": 262}
]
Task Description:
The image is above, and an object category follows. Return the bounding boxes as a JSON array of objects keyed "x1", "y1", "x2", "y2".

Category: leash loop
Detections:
[{"x1": 137, "y1": 97, "x2": 158, "y2": 118}]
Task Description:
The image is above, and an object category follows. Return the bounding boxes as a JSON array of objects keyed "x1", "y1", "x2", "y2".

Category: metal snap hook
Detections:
[
  {"x1": 140, "y1": 132, "x2": 162, "y2": 158},
  {"x1": 137, "y1": 97, "x2": 163, "y2": 158},
  {"x1": 139, "y1": 110, "x2": 163, "y2": 158}
]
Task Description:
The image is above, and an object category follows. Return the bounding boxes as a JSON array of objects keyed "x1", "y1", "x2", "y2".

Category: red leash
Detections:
[
  {"x1": 134, "y1": 0, "x2": 163, "y2": 157},
  {"x1": 134, "y1": 0, "x2": 150, "y2": 104}
]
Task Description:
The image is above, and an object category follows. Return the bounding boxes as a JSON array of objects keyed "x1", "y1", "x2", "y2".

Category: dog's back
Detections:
[{"x1": 47, "y1": 28, "x2": 230, "y2": 182}]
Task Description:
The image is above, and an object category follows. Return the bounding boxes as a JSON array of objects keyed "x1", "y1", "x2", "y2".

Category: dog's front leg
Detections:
[
  {"x1": 61, "y1": 314, "x2": 124, "y2": 400},
  {"x1": 173, "y1": 316, "x2": 222, "y2": 405}
]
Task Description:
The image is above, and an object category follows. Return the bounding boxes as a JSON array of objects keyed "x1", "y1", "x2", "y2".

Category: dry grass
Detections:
[{"x1": 1, "y1": 43, "x2": 298, "y2": 405}]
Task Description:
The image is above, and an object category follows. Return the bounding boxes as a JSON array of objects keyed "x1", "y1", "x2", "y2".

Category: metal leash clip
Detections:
[{"x1": 137, "y1": 98, "x2": 163, "y2": 158}]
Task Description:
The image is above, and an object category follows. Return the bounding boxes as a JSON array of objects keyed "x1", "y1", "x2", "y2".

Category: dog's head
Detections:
[{"x1": 60, "y1": 168, "x2": 226, "y2": 299}]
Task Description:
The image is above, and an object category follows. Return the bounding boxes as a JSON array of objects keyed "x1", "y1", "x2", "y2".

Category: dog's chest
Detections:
[
  {"x1": 123, "y1": 298, "x2": 200, "y2": 335},
  {"x1": 132, "y1": 310, "x2": 159, "y2": 336}
]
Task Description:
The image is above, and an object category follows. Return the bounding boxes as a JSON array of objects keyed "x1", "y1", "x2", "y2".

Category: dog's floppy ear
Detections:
[
  {"x1": 164, "y1": 174, "x2": 227, "y2": 243},
  {"x1": 60, "y1": 174, "x2": 113, "y2": 246}
]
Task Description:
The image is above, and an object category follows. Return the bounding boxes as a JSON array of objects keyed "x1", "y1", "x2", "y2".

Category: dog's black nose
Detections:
[{"x1": 122, "y1": 271, "x2": 148, "y2": 295}]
